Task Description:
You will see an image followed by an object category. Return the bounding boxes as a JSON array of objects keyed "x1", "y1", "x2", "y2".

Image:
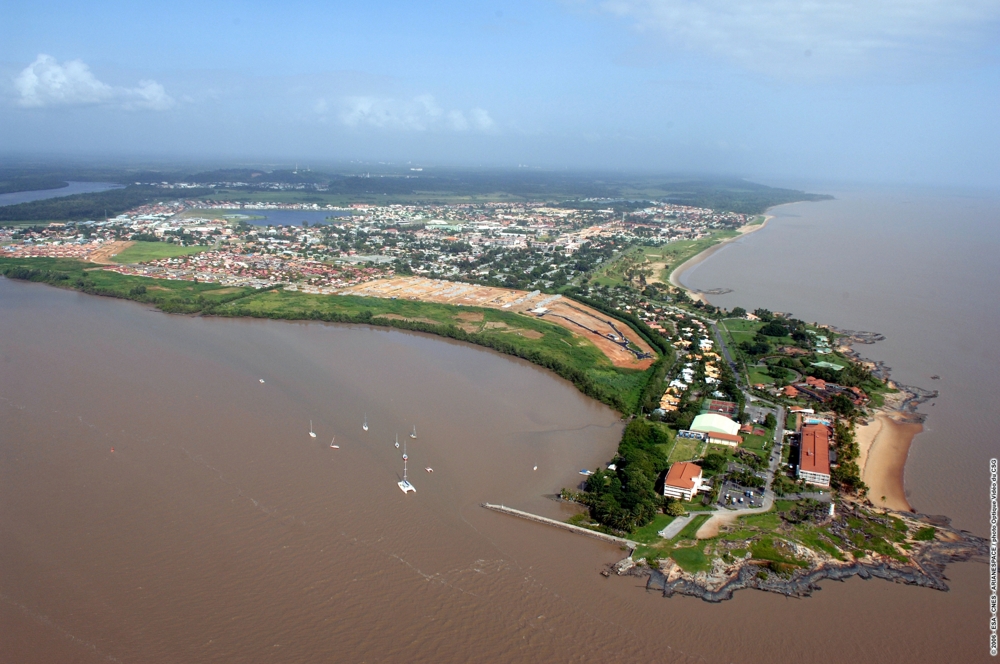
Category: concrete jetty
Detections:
[{"x1": 481, "y1": 502, "x2": 638, "y2": 550}]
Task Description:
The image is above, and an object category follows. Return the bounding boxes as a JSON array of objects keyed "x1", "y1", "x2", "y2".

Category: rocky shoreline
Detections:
[{"x1": 609, "y1": 511, "x2": 987, "y2": 603}]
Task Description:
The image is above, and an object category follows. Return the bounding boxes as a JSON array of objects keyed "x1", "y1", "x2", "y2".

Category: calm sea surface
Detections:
[
  {"x1": 0, "y1": 182, "x2": 122, "y2": 207},
  {"x1": 0, "y1": 209, "x2": 992, "y2": 662}
]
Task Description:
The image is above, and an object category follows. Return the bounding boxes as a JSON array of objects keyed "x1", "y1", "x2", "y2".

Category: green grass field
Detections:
[
  {"x1": 113, "y1": 241, "x2": 210, "y2": 264},
  {"x1": 667, "y1": 435, "x2": 704, "y2": 463},
  {"x1": 747, "y1": 366, "x2": 775, "y2": 385},
  {"x1": 631, "y1": 514, "x2": 676, "y2": 544}
]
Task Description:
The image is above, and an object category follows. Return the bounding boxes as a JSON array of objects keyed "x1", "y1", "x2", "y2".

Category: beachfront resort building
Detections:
[
  {"x1": 797, "y1": 423, "x2": 832, "y2": 487},
  {"x1": 663, "y1": 461, "x2": 704, "y2": 501}
]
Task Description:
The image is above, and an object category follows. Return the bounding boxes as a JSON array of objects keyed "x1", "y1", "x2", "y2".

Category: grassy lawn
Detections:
[
  {"x1": 742, "y1": 433, "x2": 771, "y2": 456},
  {"x1": 631, "y1": 514, "x2": 676, "y2": 544},
  {"x1": 667, "y1": 435, "x2": 704, "y2": 463},
  {"x1": 670, "y1": 542, "x2": 712, "y2": 572},
  {"x1": 673, "y1": 513, "x2": 712, "y2": 541},
  {"x1": 747, "y1": 366, "x2": 775, "y2": 385},
  {"x1": 113, "y1": 241, "x2": 211, "y2": 263}
]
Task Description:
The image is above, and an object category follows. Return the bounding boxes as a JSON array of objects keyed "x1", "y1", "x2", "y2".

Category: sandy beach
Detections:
[
  {"x1": 668, "y1": 215, "x2": 771, "y2": 300},
  {"x1": 856, "y1": 412, "x2": 920, "y2": 512}
]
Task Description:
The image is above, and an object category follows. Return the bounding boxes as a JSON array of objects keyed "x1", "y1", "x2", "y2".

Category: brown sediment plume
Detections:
[{"x1": 858, "y1": 413, "x2": 920, "y2": 512}]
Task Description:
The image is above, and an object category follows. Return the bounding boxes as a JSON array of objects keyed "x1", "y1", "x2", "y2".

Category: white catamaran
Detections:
[
  {"x1": 398, "y1": 441, "x2": 415, "y2": 493},
  {"x1": 410, "y1": 425, "x2": 417, "y2": 439},
  {"x1": 363, "y1": 414, "x2": 368, "y2": 432}
]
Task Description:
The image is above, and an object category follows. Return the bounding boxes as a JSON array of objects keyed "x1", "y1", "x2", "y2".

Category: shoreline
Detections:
[
  {"x1": 665, "y1": 207, "x2": 932, "y2": 519},
  {"x1": 668, "y1": 214, "x2": 772, "y2": 301},
  {"x1": 856, "y1": 412, "x2": 919, "y2": 512}
]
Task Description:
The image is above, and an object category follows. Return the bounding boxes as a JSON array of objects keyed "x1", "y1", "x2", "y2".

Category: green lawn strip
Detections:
[
  {"x1": 739, "y1": 511, "x2": 781, "y2": 531},
  {"x1": 669, "y1": 541, "x2": 712, "y2": 573},
  {"x1": 747, "y1": 367, "x2": 775, "y2": 385},
  {"x1": 112, "y1": 241, "x2": 210, "y2": 263},
  {"x1": 719, "y1": 318, "x2": 763, "y2": 333},
  {"x1": 630, "y1": 514, "x2": 676, "y2": 544},
  {"x1": 666, "y1": 435, "x2": 703, "y2": 463},
  {"x1": 673, "y1": 513, "x2": 712, "y2": 542},
  {"x1": 741, "y1": 433, "x2": 771, "y2": 456}
]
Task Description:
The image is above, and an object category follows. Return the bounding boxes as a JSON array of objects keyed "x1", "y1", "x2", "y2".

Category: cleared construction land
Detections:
[{"x1": 339, "y1": 276, "x2": 656, "y2": 370}]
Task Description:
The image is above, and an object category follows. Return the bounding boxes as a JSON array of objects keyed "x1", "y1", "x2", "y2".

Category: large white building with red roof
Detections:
[
  {"x1": 797, "y1": 424, "x2": 832, "y2": 487},
  {"x1": 663, "y1": 461, "x2": 704, "y2": 501}
]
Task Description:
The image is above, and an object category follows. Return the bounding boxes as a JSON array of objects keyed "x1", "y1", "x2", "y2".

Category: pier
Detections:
[{"x1": 481, "y1": 503, "x2": 638, "y2": 550}]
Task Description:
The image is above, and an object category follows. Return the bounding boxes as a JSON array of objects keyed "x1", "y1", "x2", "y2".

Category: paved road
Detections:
[{"x1": 659, "y1": 513, "x2": 695, "y2": 539}]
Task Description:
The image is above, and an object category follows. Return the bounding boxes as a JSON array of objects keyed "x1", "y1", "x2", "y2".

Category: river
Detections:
[
  {"x1": 0, "y1": 182, "x2": 122, "y2": 207},
  {"x1": 0, "y1": 241, "x2": 990, "y2": 661}
]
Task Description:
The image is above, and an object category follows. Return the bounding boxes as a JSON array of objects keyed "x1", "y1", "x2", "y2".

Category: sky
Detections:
[{"x1": 1, "y1": 0, "x2": 999, "y2": 186}]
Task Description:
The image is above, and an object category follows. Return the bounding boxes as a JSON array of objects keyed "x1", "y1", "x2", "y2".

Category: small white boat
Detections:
[
  {"x1": 259, "y1": 379, "x2": 265, "y2": 384},
  {"x1": 363, "y1": 414, "x2": 368, "y2": 432},
  {"x1": 425, "y1": 467, "x2": 433, "y2": 473},
  {"x1": 398, "y1": 441, "x2": 415, "y2": 493},
  {"x1": 394, "y1": 434, "x2": 400, "y2": 449},
  {"x1": 533, "y1": 465, "x2": 538, "y2": 471},
  {"x1": 410, "y1": 426, "x2": 417, "y2": 439},
  {"x1": 330, "y1": 436, "x2": 338, "y2": 449},
  {"x1": 309, "y1": 420, "x2": 317, "y2": 438}
]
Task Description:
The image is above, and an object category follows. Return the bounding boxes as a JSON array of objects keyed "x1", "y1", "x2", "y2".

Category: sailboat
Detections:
[
  {"x1": 410, "y1": 425, "x2": 417, "y2": 439},
  {"x1": 330, "y1": 436, "x2": 338, "y2": 449},
  {"x1": 394, "y1": 434, "x2": 400, "y2": 449},
  {"x1": 309, "y1": 420, "x2": 317, "y2": 438},
  {"x1": 363, "y1": 414, "x2": 368, "y2": 432},
  {"x1": 398, "y1": 441, "x2": 415, "y2": 493}
]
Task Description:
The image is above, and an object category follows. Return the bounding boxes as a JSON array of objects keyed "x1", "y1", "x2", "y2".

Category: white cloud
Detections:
[
  {"x1": 13, "y1": 54, "x2": 174, "y2": 110},
  {"x1": 338, "y1": 94, "x2": 495, "y2": 132},
  {"x1": 597, "y1": 0, "x2": 1000, "y2": 78}
]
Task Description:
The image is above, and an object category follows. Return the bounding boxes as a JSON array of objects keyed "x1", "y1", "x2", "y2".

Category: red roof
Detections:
[
  {"x1": 799, "y1": 424, "x2": 831, "y2": 476},
  {"x1": 707, "y1": 431, "x2": 743, "y2": 443},
  {"x1": 665, "y1": 462, "x2": 702, "y2": 490}
]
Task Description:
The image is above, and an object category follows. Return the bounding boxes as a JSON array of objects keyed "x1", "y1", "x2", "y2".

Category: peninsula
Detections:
[{"x1": 0, "y1": 171, "x2": 982, "y2": 603}]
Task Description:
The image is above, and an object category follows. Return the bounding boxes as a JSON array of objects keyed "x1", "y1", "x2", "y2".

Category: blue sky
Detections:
[{"x1": 2, "y1": 0, "x2": 999, "y2": 186}]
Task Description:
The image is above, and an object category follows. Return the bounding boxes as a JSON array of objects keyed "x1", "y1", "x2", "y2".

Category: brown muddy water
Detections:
[{"x1": 0, "y1": 277, "x2": 988, "y2": 663}]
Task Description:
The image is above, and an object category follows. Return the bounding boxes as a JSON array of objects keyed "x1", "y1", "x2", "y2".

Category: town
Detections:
[{"x1": 0, "y1": 190, "x2": 964, "y2": 601}]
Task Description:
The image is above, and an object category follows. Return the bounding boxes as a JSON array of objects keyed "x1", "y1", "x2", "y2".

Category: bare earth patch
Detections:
[
  {"x1": 340, "y1": 276, "x2": 657, "y2": 369},
  {"x1": 88, "y1": 241, "x2": 135, "y2": 264}
]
